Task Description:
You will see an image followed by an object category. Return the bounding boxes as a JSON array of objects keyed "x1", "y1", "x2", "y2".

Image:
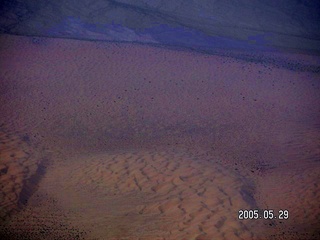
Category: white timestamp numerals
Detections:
[{"x1": 238, "y1": 209, "x2": 289, "y2": 220}]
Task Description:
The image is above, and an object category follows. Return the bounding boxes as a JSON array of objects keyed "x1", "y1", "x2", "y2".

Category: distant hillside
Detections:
[{"x1": 1, "y1": 0, "x2": 320, "y2": 53}]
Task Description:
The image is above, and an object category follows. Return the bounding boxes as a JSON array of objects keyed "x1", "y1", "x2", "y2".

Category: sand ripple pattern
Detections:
[
  {"x1": 0, "y1": 127, "x2": 42, "y2": 223},
  {"x1": 5, "y1": 149, "x2": 264, "y2": 239}
]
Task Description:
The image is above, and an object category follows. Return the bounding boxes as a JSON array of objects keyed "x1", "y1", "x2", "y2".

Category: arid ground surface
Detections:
[{"x1": 0, "y1": 34, "x2": 320, "y2": 239}]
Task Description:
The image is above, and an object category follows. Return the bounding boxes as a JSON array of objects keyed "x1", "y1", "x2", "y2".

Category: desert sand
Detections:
[{"x1": 0, "y1": 34, "x2": 319, "y2": 239}]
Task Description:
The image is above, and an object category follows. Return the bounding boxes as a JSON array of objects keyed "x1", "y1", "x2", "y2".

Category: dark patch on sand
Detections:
[
  {"x1": 240, "y1": 185, "x2": 258, "y2": 209},
  {"x1": 18, "y1": 159, "x2": 48, "y2": 206},
  {"x1": 0, "y1": 166, "x2": 8, "y2": 175},
  {"x1": 21, "y1": 134, "x2": 31, "y2": 143}
]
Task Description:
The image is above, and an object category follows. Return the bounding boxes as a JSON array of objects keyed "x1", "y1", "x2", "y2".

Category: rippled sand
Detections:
[
  {"x1": 0, "y1": 34, "x2": 319, "y2": 239},
  {"x1": 0, "y1": 127, "x2": 46, "y2": 222}
]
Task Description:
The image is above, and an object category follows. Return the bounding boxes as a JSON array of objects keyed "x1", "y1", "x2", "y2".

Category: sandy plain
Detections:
[{"x1": 0, "y1": 34, "x2": 319, "y2": 239}]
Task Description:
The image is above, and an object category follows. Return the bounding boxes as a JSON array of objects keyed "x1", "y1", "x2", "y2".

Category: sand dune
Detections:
[
  {"x1": 1, "y1": 34, "x2": 320, "y2": 239},
  {"x1": 4, "y1": 149, "x2": 263, "y2": 239}
]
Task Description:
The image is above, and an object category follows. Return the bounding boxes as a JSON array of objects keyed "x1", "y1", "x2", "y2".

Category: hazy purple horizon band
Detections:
[{"x1": 1, "y1": 0, "x2": 320, "y2": 56}]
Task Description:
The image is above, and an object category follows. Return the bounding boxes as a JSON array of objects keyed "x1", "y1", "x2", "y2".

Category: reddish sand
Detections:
[{"x1": 0, "y1": 34, "x2": 319, "y2": 239}]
